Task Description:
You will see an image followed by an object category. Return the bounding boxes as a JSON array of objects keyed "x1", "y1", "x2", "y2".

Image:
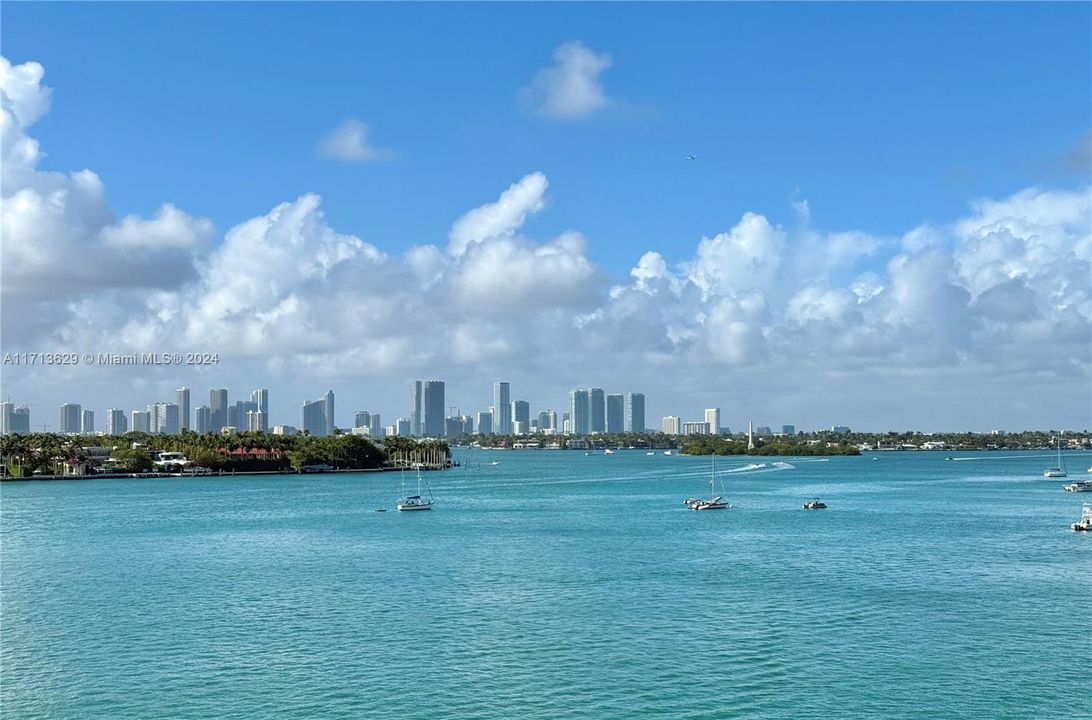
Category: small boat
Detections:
[
  {"x1": 489, "y1": 461, "x2": 499, "y2": 466},
  {"x1": 1043, "y1": 436, "x2": 1067, "y2": 478},
  {"x1": 397, "y1": 467, "x2": 433, "y2": 511},
  {"x1": 1063, "y1": 481, "x2": 1092, "y2": 493},
  {"x1": 802, "y1": 499, "x2": 827, "y2": 510},
  {"x1": 1072, "y1": 504, "x2": 1092, "y2": 532},
  {"x1": 686, "y1": 454, "x2": 731, "y2": 510},
  {"x1": 375, "y1": 508, "x2": 387, "y2": 512},
  {"x1": 604, "y1": 449, "x2": 615, "y2": 455},
  {"x1": 663, "y1": 450, "x2": 673, "y2": 456},
  {"x1": 646, "y1": 451, "x2": 655, "y2": 456}
]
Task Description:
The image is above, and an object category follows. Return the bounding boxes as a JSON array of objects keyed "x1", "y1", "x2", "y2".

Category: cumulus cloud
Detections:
[
  {"x1": 447, "y1": 172, "x2": 548, "y2": 255},
  {"x1": 316, "y1": 119, "x2": 393, "y2": 163},
  {"x1": 519, "y1": 41, "x2": 613, "y2": 119}
]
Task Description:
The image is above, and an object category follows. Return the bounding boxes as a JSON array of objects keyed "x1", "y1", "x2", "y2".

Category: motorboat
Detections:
[
  {"x1": 1072, "y1": 504, "x2": 1092, "y2": 532},
  {"x1": 802, "y1": 499, "x2": 827, "y2": 510},
  {"x1": 663, "y1": 450, "x2": 673, "y2": 456},
  {"x1": 1063, "y1": 481, "x2": 1092, "y2": 493},
  {"x1": 604, "y1": 449, "x2": 615, "y2": 455}
]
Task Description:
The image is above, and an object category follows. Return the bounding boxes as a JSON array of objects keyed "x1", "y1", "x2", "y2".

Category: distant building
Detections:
[
  {"x1": 210, "y1": 389, "x2": 228, "y2": 432},
  {"x1": 606, "y1": 394, "x2": 624, "y2": 433},
  {"x1": 624, "y1": 393, "x2": 645, "y2": 433},
  {"x1": 131, "y1": 410, "x2": 151, "y2": 434},
  {"x1": 152, "y1": 403, "x2": 180, "y2": 435},
  {"x1": 422, "y1": 381, "x2": 444, "y2": 437},
  {"x1": 662, "y1": 416, "x2": 681, "y2": 435},
  {"x1": 568, "y1": 390, "x2": 590, "y2": 435},
  {"x1": 477, "y1": 410, "x2": 493, "y2": 435},
  {"x1": 81, "y1": 409, "x2": 95, "y2": 434},
  {"x1": 461, "y1": 414, "x2": 474, "y2": 435},
  {"x1": 410, "y1": 381, "x2": 423, "y2": 436},
  {"x1": 683, "y1": 421, "x2": 710, "y2": 435},
  {"x1": 250, "y1": 389, "x2": 269, "y2": 431},
  {"x1": 229, "y1": 400, "x2": 257, "y2": 430},
  {"x1": 537, "y1": 410, "x2": 553, "y2": 431},
  {"x1": 245, "y1": 410, "x2": 266, "y2": 432},
  {"x1": 704, "y1": 408, "x2": 721, "y2": 435},
  {"x1": 757, "y1": 426, "x2": 772, "y2": 436},
  {"x1": 355, "y1": 411, "x2": 371, "y2": 429},
  {"x1": 272, "y1": 425, "x2": 298, "y2": 436},
  {"x1": 194, "y1": 405, "x2": 211, "y2": 433},
  {"x1": 11, "y1": 406, "x2": 30, "y2": 434},
  {"x1": 445, "y1": 416, "x2": 465, "y2": 437},
  {"x1": 0, "y1": 402, "x2": 12, "y2": 435},
  {"x1": 832, "y1": 426, "x2": 851, "y2": 434},
  {"x1": 60, "y1": 403, "x2": 82, "y2": 433},
  {"x1": 494, "y1": 382, "x2": 512, "y2": 435},
  {"x1": 176, "y1": 387, "x2": 191, "y2": 431},
  {"x1": 395, "y1": 418, "x2": 412, "y2": 436},
  {"x1": 324, "y1": 390, "x2": 335, "y2": 435},
  {"x1": 512, "y1": 400, "x2": 530, "y2": 428},
  {"x1": 588, "y1": 388, "x2": 605, "y2": 433},
  {"x1": 106, "y1": 409, "x2": 127, "y2": 436},
  {"x1": 302, "y1": 398, "x2": 328, "y2": 437},
  {"x1": 782, "y1": 425, "x2": 796, "y2": 436},
  {"x1": 369, "y1": 414, "x2": 382, "y2": 437},
  {"x1": 513, "y1": 420, "x2": 527, "y2": 435}
]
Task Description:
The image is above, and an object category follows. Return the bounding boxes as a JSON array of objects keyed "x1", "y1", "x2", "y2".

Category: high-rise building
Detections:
[
  {"x1": 11, "y1": 406, "x2": 30, "y2": 434},
  {"x1": 250, "y1": 389, "x2": 269, "y2": 431},
  {"x1": 537, "y1": 411, "x2": 552, "y2": 431},
  {"x1": 369, "y1": 414, "x2": 382, "y2": 437},
  {"x1": 131, "y1": 410, "x2": 151, "y2": 434},
  {"x1": 683, "y1": 421, "x2": 710, "y2": 435},
  {"x1": 245, "y1": 411, "x2": 266, "y2": 432},
  {"x1": 493, "y1": 382, "x2": 512, "y2": 435},
  {"x1": 355, "y1": 411, "x2": 371, "y2": 428},
  {"x1": 461, "y1": 414, "x2": 474, "y2": 435},
  {"x1": 324, "y1": 390, "x2": 335, "y2": 435},
  {"x1": 106, "y1": 409, "x2": 127, "y2": 435},
  {"x1": 512, "y1": 400, "x2": 530, "y2": 428},
  {"x1": 410, "y1": 381, "x2": 424, "y2": 436},
  {"x1": 176, "y1": 387, "x2": 190, "y2": 431},
  {"x1": 588, "y1": 388, "x2": 605, "y2": 433},
  {"x1": 547, "y1": 410, "x2": 557, "y2": 432},
  {"x1": 704, "y1": 408, "x2": 721, "y2": 435},
  {"x1": 513, "y1": 420, "x2": 527, "y2": 435},
  {"x1": 0, "y1": 402, "x2": 12, "y2": 435},
  {"x1": 606, "y1": 394, "x2": 624, "y2": 433},
  {"x1": 781, "y1": 425, "x2": 796, "y2": 436},
  {"x1": 151, "y1": 403, "x2": 180, "y2": 435},
  {"x1": 624, "y1": 393, "x2": 645, "y2": 433},
  {"x1": 477, "y1": 410, "x2": 493, "y2": 435},
  {"x1": 81, "y1": 410, "x2": 95, "y2": 434},
  {"x1": 395, "y1": 418, "x2": 412, "y2": 436},
  {"x1": 210, "y1": 389, "x2": 228, "y2": 432},
  {"x1": 445, "y1": 416, "x2": 465, "y2": 437},
  {"x1": 568, "y1": 390, "x2": 590, "y2": 435},
  {"x1": 422, "y1": 381, "x2": 445, "y2": 437},
  {"x1": 60, "y1": 403, "x2": 82, "y2": 434},
  {"x1": 662, "y1": 416, "x2": 681, "y2": 435},
  {"x1": 195, "y1": 406, "x2": 211, "y2": 433},
  {"x1": 757, "y1": 426, "x2": 772, "y2": 436},
  {"x1": 302, "y1": 398, "x2": 328, "y2": 437}
]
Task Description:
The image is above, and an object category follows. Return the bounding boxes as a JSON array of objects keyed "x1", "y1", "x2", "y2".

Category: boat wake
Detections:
[{"x1": 724, "y1": 461, "x2": 796, "y2": 474}]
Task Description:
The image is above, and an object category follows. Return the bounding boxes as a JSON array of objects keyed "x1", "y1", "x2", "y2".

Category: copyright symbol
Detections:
[{"x1": 82, "y1": 353, "x2": 94, "y2": 364}]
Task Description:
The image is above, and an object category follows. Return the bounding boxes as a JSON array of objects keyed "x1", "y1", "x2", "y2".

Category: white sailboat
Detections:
[
  {"x1": 397, "y1": 466, "x2": 433, "y2": 511},
  {"x1": 1044, "y1": 437, "x2": 1067, "y2": 478},
  {"x1": 685, "y1": 453, "x2": 731, "y2": 510}
]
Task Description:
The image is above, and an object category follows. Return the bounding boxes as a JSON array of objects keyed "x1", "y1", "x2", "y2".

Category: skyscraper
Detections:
[
  {"x1": 477, "y1": 410, "x2": 493, "y2": 435},
  {"x1": 60, "y1": 403, "x2": 82, "y2": 433},
  {"x1": 568, "y1": 390, "x2": 590, "y2": 435},
  {"x1": 422, "y1": 381, "x2": 445, "y2": 437},
  {"x1": 606, "y1": 394, "x2": 624, "y2": 433},
  {"x1": 194, "y1": 406, "x2": 211, "y2": 433},
  {"x1": 512, "y1": 400, "x2": 530, "y2": 428},
  {"x1": 210, "y1": 389, "x2": 228, "y2": 432},
  {"x1": 410, "y1": 381, "x2": 424, "y2": 436},
  {"x1": 245, "y1": 411, "x2": 265, "y2": 432},
  {"x1": 494, "y1": 382, "x2": 511, "y2": 435},
  {"x1": 176, "y1": 387, "x2": 190, "y2": 431},
  {"x1": 106, "y1": 409, "x2": 127, "y2": 435},
  {"x1": 624, "y1": 393, "x2": 645, "y2": 433},
  {"x1": 251, "y1": 389, "x2": 269, "y2": 431},
  {"x1": 11, "y1": 406, "x2": 30, "y2": 434},
  {"x1": 355, "y1": 411, "x2": 371, "y2": 428},
  {"x1": 302, "y1": 398, "x2": 327, "y2": 437},
  {"x1": 81, "y1": 410, "x2": 95, "y2": 434},
  {"x1": 0, "y1": 402, "x2": 12, "y2": 435},
  {"x1": 131, "y1": 410, "x2": 151, "y2": 433},
  {"x1": 152, "y1": 403, "x2": 180, "y2": 435},
  {"x1": 704, "y1": 408, "x2": 721, "y2": 435},
  {"x1": 324, "y1": 390, "x2": 335, "y2": 435},
  {"x1": 588, "y1": 388, "x2": 605, "y2": 433},
  {"x1": 537, "y1": 410, "x2": 552, "y2": 431},
  {"x1": 369, "y1": 414, "x2": 382, "y2": 437},
  {"x1": 782, "y1": 425, "x2": 795, "y2": 436},
  {"x1": 662, "y1": 416, "x2": 681, "y2": 435}
]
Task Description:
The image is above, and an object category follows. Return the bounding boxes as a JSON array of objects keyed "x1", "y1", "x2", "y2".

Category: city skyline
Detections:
[{"x1": 0, "y1": 4, "x2": 1089, "y2": 431}]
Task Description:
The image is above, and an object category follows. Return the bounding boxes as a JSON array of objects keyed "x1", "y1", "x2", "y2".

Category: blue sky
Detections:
[{"x1": 1, "y1": 3, "x2": 1090, "y2": 431}]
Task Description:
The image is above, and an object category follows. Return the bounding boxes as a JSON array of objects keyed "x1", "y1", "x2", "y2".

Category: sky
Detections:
[{"x1": 1, "y1": 2, "x2": 1090, "y2": 433}]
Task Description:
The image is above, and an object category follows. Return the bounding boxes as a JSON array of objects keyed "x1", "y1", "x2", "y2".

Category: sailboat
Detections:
[
  {"x1": 685, "y1": 453, "x2": 731, "y2": 510},
  {"x1": 1043, "y1": 437, "x2": 1067, "y2": 478},
  {"x1": 397, "y1": 465, "x2": 434, "y2": 511}
]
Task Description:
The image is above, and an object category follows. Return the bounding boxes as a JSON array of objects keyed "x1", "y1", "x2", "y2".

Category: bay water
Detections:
[{"x1": 3, "y1": 451, "x2": 1090, "y2": 718}]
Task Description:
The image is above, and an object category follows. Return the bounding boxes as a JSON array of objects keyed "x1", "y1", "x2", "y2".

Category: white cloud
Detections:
[
  {"x1": 519, "y1": 41, "x2": 613, "y2": 120},
  {"x1": 685, "y1": 212, "x2": 786, "y2": 300},
  {"x1": 316, "y1": 119, "x2": 393, "y2": 163},
  {"x1": 447, "y1": 172, "x2": 548, "y2": 255}
]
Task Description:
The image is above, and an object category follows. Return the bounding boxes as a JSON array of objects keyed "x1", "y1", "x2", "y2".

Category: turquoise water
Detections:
[{"x1": 3, "y1": 451, "x2": 1091, "y2": 719}]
